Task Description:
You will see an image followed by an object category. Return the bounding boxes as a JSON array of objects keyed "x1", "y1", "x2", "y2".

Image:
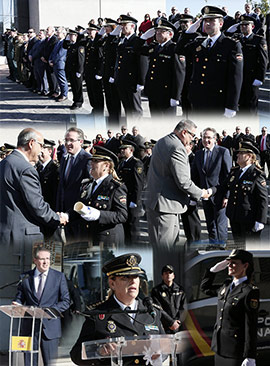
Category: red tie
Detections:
[{"x1": 260, "y1": 136, "x2": 265, "y2": 152}]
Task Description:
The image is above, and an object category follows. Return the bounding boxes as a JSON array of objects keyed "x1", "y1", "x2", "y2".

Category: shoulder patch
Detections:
[
  {"x1": 236, "y1": 53, "x2": 243, "y2": 61},
  {"x1": 250, "y1": 298, "x2": 259, "y2": 309},
  {"x1": 81, "y1": 178, "x2": 91, "y2": 184},
  {"x1": 137, "y1": 166, "x2": 143, "y2": 174},
  {"x1": 80, "y1": 47, "x2": 84, "y2": 53}
]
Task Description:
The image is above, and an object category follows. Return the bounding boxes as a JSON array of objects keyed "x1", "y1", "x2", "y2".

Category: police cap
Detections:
[
  {"x1": 104, "y1": 18, "x2": 119, "y2": 26},
  {"x1": 87, "y1": 23, "x2": 100, "y2": 31},
  {"x1": 162, "y1": 264, "x2": 174, "y2": 274},
  {"x1": 237, "y1": 141, "x2": 259, "y2": 155},
  {"x1": 119, "y1": 14, "x2": 138, "y2": 24},
  {"x1": 201, "y1": 6, "x2": 226, "y2": 19},
  {"x1": 178, "y1": 14, "x2": 194, "y2": 22},
  {"x1": 226, "y1": 249, "x2": 254, "y2": 266},
  {"x1": 239, "y1": 15, "x2": 255, "y2": 25},
  {"x1": 43, "y1": 139, "x2": 55, "y2": 148},
  {"x1": 91, "y1": 145, "x2": 119, "y2": 167},
  {"x1": 119, "y1": 139, "x2": 138, "y2": 150},
  {"x1": 102, "y1": 253, "x2": 144, "y2": 277},
  {"x1": 155, "y1": 18, "x2": 176, "y2": 33}
]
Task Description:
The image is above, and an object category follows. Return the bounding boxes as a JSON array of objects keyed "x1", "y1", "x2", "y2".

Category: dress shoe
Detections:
[
  {"x1": 70, "y1": 105, "x2": 81, "y2": 110},
  {"x1": 52, "y1": 92, "x2": 60, "y2": 98}
]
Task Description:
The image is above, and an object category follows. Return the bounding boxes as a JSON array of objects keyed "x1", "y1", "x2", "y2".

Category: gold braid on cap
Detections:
[{"x1": 107, "y1": 267, "x2": 141, "y2": 276}]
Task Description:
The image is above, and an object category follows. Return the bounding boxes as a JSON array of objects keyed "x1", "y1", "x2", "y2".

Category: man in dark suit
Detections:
[
  {"x1": 26, "y1": 28, "x2": 38, "y2": 90},
  {"x1": 56, "y1": 127, "x2": 91, "y2": 240},
  {"x1": 104, "y1": 129, "x2": 121, "y2": 154},
  {"x1": 37, "y1": 139, "x2": 59, "y2": 210},
  {"x1": 232, "y1": 126, "x2": 244, "y2": 163},
  {"x1": 12, "y1": 247, "x2": 70, "y2": 366},
  {"x1": 192, "y1": 127, "x2": 232, "y2": 242},
  {"x1": 41, "y1": 26, "x2": 58, "y2": 96},
  {"x1": 0, "y1": 128, "x2": 65, "y2": 247},
  {"x1": 119, "y1": 125, "x2": 134, "y2": 142},
  {"x1": 220, "y1": 129, "x2": 233, "y2": 154},
  {"x1": 221, "y1": 6, "x2": 235, "y2": 31},
  {"x1": 256, "y1": 126, "x2": 270, "y2": 177}
]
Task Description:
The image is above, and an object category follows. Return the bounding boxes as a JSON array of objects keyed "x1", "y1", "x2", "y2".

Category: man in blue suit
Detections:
[
  {"x1": 192, "y1": 127, "x2": 232, "y2": 242},
  {"x1": 49, "y1": 27, "x2": 68, "y2": 101},
  {"x1": 56, "y1": 127, "x2": 91, "y2": 241},
  {"x1": 12, "y1": 247, "x2": 70, "y2": 366}
]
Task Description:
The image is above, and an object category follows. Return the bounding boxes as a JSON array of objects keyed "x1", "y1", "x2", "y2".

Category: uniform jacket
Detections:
[
  {"x1": 37, "y1": 159, "x2": 59, "y2": 211},
  {"x1": 117, "y1": 156, "x2": 144, "y2": 206},
  {"x1": 0, "y1": 150, "x2": 60, "y2": 245},
  {"x1": 201, "y1": 268, "x2": 259, "y2": 359},
  {"x1": 70, "y1": 296, "x2": 164, "y2": 365},
  {"x1": 151, "y1": 281, "x2": 186, "y2": 332},
  {"x1": 14, "y1": 268, "x2": 70, "y2": 339},
  {"x1": 82, "y1": 34, "x2": 103, "y2": 76},
  {"x1": 49, "y1": 39, "x2": 67, "y2": 69},
  {"x1": 104, "y1": 137, "x2": 121, "y2": 155},
  {"x1": 26, "y1": 36, "x2": 38, "y2": 57},
  {"x1": 74, "y1": 175, "x2": 128, "y2": 245},
  {"x1": 63, "y1": 39, "x2": 85, "y2": 75},
  {"x1": 222, "y1": 165, "x2": 268, "y2": 224},
  {"x1": 191, "y1": 145, "x2": 232, "y2": 205},
  {"x1": 178, "y1": 32, "x2": 243, "y2": 112},
  {"x1": 139, "y1": 39, "x2": 186, "y2": 105},
  {"x1": 220, "y1": 135, "x2": 233, "y2": 152},
  {"x1": 56, "y1": 149, "x2": 91, "y2": 212},
  {"x1": 100, "y1": 34, "x2": 119, "y2": 81},
  {"x1": 145, "y1": 133, "x2": 202, "y2": 214}
]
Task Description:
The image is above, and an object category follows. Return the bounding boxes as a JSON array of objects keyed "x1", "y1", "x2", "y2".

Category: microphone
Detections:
[
  {"x1": 0, "y1": 273, "x2": 30, "y2": 290},
  {"x1": 142, "y1": 297, "x2": 156, "y2": 319},
  {"x1": 18, "y1": 274, "x2": 30, "y2": 284}
]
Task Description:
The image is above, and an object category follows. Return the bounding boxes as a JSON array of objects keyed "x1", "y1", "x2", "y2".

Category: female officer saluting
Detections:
[
  {"x1": 73, "y1": 146, "x2": 128, "y2": 246},
  {"x1": 201, "y1": 249, "x2": 259, "y2": 366}
]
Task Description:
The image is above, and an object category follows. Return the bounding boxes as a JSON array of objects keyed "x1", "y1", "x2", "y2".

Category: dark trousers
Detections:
[
  {"x1": 85, "y1": 71, "x2": 104, "y2": 112},
  {"x1": 44, "y1": 63, "x2": 58, "y2": 93},
  {"x1": 148, "y1": 98, "x2": 176, "y2": 117},
  {"x1": 104, "y1": 80, "x2": 121, "y2": 125},
  {"x1": 202, "y1": 200, "x2": 228, "y2": 241},
  {"x1": 239, "y1": 84, "x2": 259, "y2": 114},
  {"x1": 53, "y1": 67, "x2": 68, "y2": 97},
  {"x1": 116, "y1": 85, "x2": 143, "y2": 118},
  {"x1": 69, "y1": 72, "x2": 83, "y2": 107},
  {"x1": 230, "y1": 220, "x2": 262, "y2": 245},
  {"x1": 181, "y1": 204, "x2": 201, "y2": 243},
  {"x1": 215, "y1": 353, "x2": 243, "y2": 366},
  {"x1": 34, "y1": 61, "x2": 48, "y2": 92},
  {"x1": 260, "y1": 150, "x2": 270, "y2": 177}
]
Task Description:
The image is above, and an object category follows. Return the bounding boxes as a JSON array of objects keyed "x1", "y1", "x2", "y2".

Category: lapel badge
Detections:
[
  {"x1": 230, "y1": 176, "x2": 235, "y2": 182},
  {"x1": 99, "y1": 314, "x2": 105, "y2": 320},
  {"x1": 196, "y1": 46, "x2": 201, "y2": 52},
  {"x1": 81, "y1": 191, "x2": 87, "y2": 198},
  {"x1": 250, "y1": 299, "x2": 258, "y2": 309},
  {"x1": 220, "y1": 288, "x2": 226, "y2": 296},
  {"x1": 162, "y1": 292, "x2": 166, "y2": 297},
  {"x1": 107, "y1": 320, "x2": 116, "y2": 333}
]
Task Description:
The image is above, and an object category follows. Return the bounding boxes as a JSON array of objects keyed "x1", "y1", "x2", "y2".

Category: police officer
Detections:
[
  {"x1": 201, "y1": 249, "x2": 259, "y2": 366},
  {"x1": 37, "y1": 139, "x2": 59, "y2": 211},
  {"x1": 82, "y1": 23, "x2": 104, "y2": 115},
  {"x1": 236, "y1": 15, "x2": 268, "y2": 114},
  {"x1": 222, "y1": 141, "x2": 268, "y2": 245},
  {"x1": 139, "y1": 19, "x2": 185, "y2": 117},
  {"x1": 70, "y1": 253, "x2": 164, "y2": 365},
  {"x1": 63, "y1": 30, "x2": 85, "y2": 110},
  {"x1": 151, "y1": 265, "x2": 186, "y2": 334},
  {"x1": 73, "y1": 146, "x2": 128, "y2": 246},
  {"x1": 117, "y1": 140, "x2": 144, "y2": 243},
  {"x1": 177, "y1": 6, "x2": 243, "y2": 117}
]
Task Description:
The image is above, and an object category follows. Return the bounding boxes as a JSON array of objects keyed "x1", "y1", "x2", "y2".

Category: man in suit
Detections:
[
  {"x1": 41, "y1": 26, "x2": 58, "y2": 97},
  {"x1": 30, "y1": 30, "x2": 48, "y2": 95},
  {"x1": 232, "y1": 126, "x2": 244, "y2": 163},
  {"x1": 119, "y1": 125, "x2": 134, "y2": 142},
  {"x1": 56, "y1": 127, "x2": 91, "y2": 240},
  {"x1": 12, "y1": 247, "x2": 70, "y2": 366},
  {"x1": 0, "y1": 128, "x2": 65, "y2": 247},
  {"x1": 70, "y1": 253, "x2": 164, "y2": 366},
  {"x1": 104, "y1": 129, "x2": 121, "y2": 154},
  {"x1": 49, "y1": 27, "x2": 68, "y2": 102},
  {"x1": 256, "y1": 126, "x2": 270, "y2": 177},
  {"x1": 26, "y1": 28, "x2": 38, "y2": 90},
  {"x1": 37, "y1": 139, "x2": 59, "y2": 210},
  {"x1": 145, "y1": 119, "x2": 210, "y2": 248},
  {"x1": 192, "y1": 127, "x2": 232, "y2": 242},
  {"x1": 220, "y1": 129, "x2": 233, "y2": 154}
]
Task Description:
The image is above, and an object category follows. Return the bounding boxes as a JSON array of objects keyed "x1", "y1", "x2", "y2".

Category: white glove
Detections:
[
  {"x1": 210, "y1": 260, "x2": 229, "y2": 273},
  {"x1": 110, "y1": 24, "x2": 122, "y2": 36},
  {"x1": 136, "y1": 84, "x2": 144, "y2": 92},
  {"x1": 109, "y1": 77, "x2": 114, "y2": 83},
  {"x1": 241, "y1": 358, "x2": 256, "y2": 366},
  {"x1": 140, "y1": 28, "x2": 155, "y2": 40},
  {"x1": 224, "y1": 108, "x2": 236, "y2": 118},
  {"x1": 76, "y1": 72, "x2": 81, "y2": 78},
  {"x1": 142, "y1": 347, "x2": 162, "y2": 366},
  {"x1": 252, "y1": 222, "x2": 264, "y2": 232},
  {"x1": 252, "y1": 79, "x2": 263, "y2": 87},
  {"x1": 95, "y1": 74, "x2": 102, "y2": 80},
  {"x1": 129, "y1": 202, "x2": 137, "y2": 208},
  {"x1": 98, "y1": 26, "x2": 106, "y2": 36},
  {"x1": 226, "y1": 24, "x2": 239, "y2": 33},
  {"x1": 174, "y1": 20, "x2": 180, "y2": 30},
  {"x1": 186, "y1": 18, "x2": 202, "y2": 33},
  {"x1": 170, "y1": 98, "x2": 179, "y2": 107},
  {"x1": 74, "y1": 202, "x2": 100, "y2": 221},
  {"x1": 59, "y1": 212, "x2": 69, "y2": 222}
]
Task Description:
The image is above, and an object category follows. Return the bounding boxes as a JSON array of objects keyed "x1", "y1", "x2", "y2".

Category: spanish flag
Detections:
[{"x1": 11, "y1": 336, "x2": 32, "y2": 351}]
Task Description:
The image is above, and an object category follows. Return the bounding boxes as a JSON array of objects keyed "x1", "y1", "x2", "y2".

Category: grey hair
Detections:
[
  {"x1": 34, "y1": 247, "x2": 51, "y2": 259},
  {"x1": 65, "y1": 127, "x2": 84, "y2": 140},
  {"x1": 202, "y1": 127, "x2": 217, "y2": 138},
  {"x1": 17, "y1": 128, "x2": 39, "y2": 147},
  {"x1": 174, "y1": 119, "x2": 197, "y2": 133}
]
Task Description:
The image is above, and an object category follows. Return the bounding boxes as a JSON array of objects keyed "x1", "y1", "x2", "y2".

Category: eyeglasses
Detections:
[
  {"x1": 64, "y1": 138, "x2": 80, "y2": 143},
  {"x1": 34, "y1": 140, "x2": 44, "y2": 148},
  {"x1": 186, "y1": 130, "x2": 196, "y2": 138},
  {"x1": 28, "y1": 31, "x2": 33, "y2": 33}
]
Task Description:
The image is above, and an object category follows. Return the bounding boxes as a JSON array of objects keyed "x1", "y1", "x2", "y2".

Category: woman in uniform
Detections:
[
  {"x1": 73, "y1": 146, "x2": 128, "y2": 246},
  {"x1": 222, "y1": 141, "x2": 268, "y2": 244},
  {"x1": 201, "y1": 249, "x2": 259, "y2": 366}
]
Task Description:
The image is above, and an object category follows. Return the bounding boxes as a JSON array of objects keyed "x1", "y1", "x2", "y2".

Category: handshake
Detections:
[
  {"x1": 57, "y1": 212, "x2": 69, "y2": 226},
  {"x1": 201, "y1": 187, "x2": 215, "y2": 200}
]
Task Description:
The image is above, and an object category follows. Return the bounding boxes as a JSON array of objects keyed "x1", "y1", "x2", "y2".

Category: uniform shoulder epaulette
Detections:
[
  {"x1": 111, "y1": 178, "x2": 122, "y2": 186},
  {"x1": 248, "y1": 283, "x2": 259, "y2": 290},
  {"x1": 224, "y1": 36, "x2": 239, "y2": 43},
  {"x1": 81, "y1": 178, "x2": 91, "y2": 184},
  {"x1": 231, "y1": 166, "x2": 239, "y2": 170},
  {"x1": 152, "y1": 303, "x2": 163, "y2": 311},
  {"x1": 86, "y1": 299, "x2": 106, "y2": 310}
]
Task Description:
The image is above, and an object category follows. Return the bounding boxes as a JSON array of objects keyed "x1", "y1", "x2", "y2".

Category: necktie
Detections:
[
  {"x1": 91, "y1": 181, "x2": 97, "y2": 196},
  {"x1": 260, "y1": 136, "x2": 265, "y2": 152},
  {"x1": 206, "y1": 38, "x2": 212, "y2": 49},
  {"x1": 204, "y1": 150, "x2": 211, "y2": 171},
  {"x1": 65, "y1": 155, "x2": 74, "y2": 181},
  {"x1": 231, "y1": 282, "x2": 235, "y2": 291},
  {"x1": 36, "y1": 273, "x2": 44, "y2": 300},
  {"x1": 125, "y1": 306, "x2": 133, "y2": 322}
]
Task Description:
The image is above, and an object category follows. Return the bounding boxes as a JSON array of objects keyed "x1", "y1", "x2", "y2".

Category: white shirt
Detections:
[
  {"x1": 34, "y1": 268, "x2": 49, "y2": 293},
  {"x1": 231, "y1": 276, "x2": 248, "y2": 291},
  {"x1": 203, "y1": 32, "x2": 221, "y2": 48},
  {"x1": 41, "y1": 157, "x2": 52, "y2": 170},
  {"x1": 114, "y1": 295, "x2": 138, "y2": 323},
  {"x1": 239, "y1": 164, "x2": 252, "y2": 179},
  {"x1": 92, "y1": 174, "x2": 109, "y2": 193},
  {"x1": 64, "y1": 149, "x2": 81, "y2": 176}
]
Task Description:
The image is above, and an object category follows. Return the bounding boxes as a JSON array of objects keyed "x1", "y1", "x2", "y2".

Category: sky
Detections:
[{"x1": 166, "y1": 0, "x2": 250, "y2": 17}]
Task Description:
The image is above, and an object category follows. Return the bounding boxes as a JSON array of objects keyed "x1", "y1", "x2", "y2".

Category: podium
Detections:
[
  {"x1": 0, "y1": 305, "x2": 57, "y2": 366},
  {"x1": 82, "y1": 333, "x2": 189, "y2": 366}
]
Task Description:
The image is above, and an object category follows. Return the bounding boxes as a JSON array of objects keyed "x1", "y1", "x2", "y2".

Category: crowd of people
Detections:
[{"x1": 2, "y1": 3, "x2": 269, "y2": 121}]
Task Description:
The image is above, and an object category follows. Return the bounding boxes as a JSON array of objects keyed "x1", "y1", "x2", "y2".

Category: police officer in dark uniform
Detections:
[
  {"x1": 37, "y1": 139, "x2": 59, "y2": 210},
  {"x1": 113, "y1": 14, "x2": 148, "y2": 119},
  {"x1": 82, "y1": 23, "x2": 104, "y2": 115},
  {"x1": 141, "y1": 141, "x2": 154, "y2": 177},
  {"x1": 63, "y1": 30, "x2": 85, "y2": 110},
  {"x1": 151, "y1": 264, "x2": 186, "y2": 334},
  {"x1": 73, "y1": 146, "x2": 128, "y2": 246},
  {"x1": 222, "y1": 141, "x2": 268, "y2": 244},
  {"x1": 138, "y1": 19, "x2": 186, "y2": 117},
  {"x1": 177, "y1": 6, "x2": 243, "y2": 117},
  {"x1": 201, "y1": 249, "x2": 259, "y2": 366},
  {"x1": 100, "y1": 18, "x2": 121, "y2": 126},
  {"x1": 117, "y1": 140, "x2": 145, "y2": 243},
  {"x1": 70, "y1": 253, "x2": 164, "y2": 365},
  {"x1": 235, "y1": 15, "x2": 268, "y2": 114}
]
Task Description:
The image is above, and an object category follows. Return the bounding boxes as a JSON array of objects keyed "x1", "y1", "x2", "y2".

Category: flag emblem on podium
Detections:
[{"x1": 11, "y1": 336, "x2": 32, "y2": 351}]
